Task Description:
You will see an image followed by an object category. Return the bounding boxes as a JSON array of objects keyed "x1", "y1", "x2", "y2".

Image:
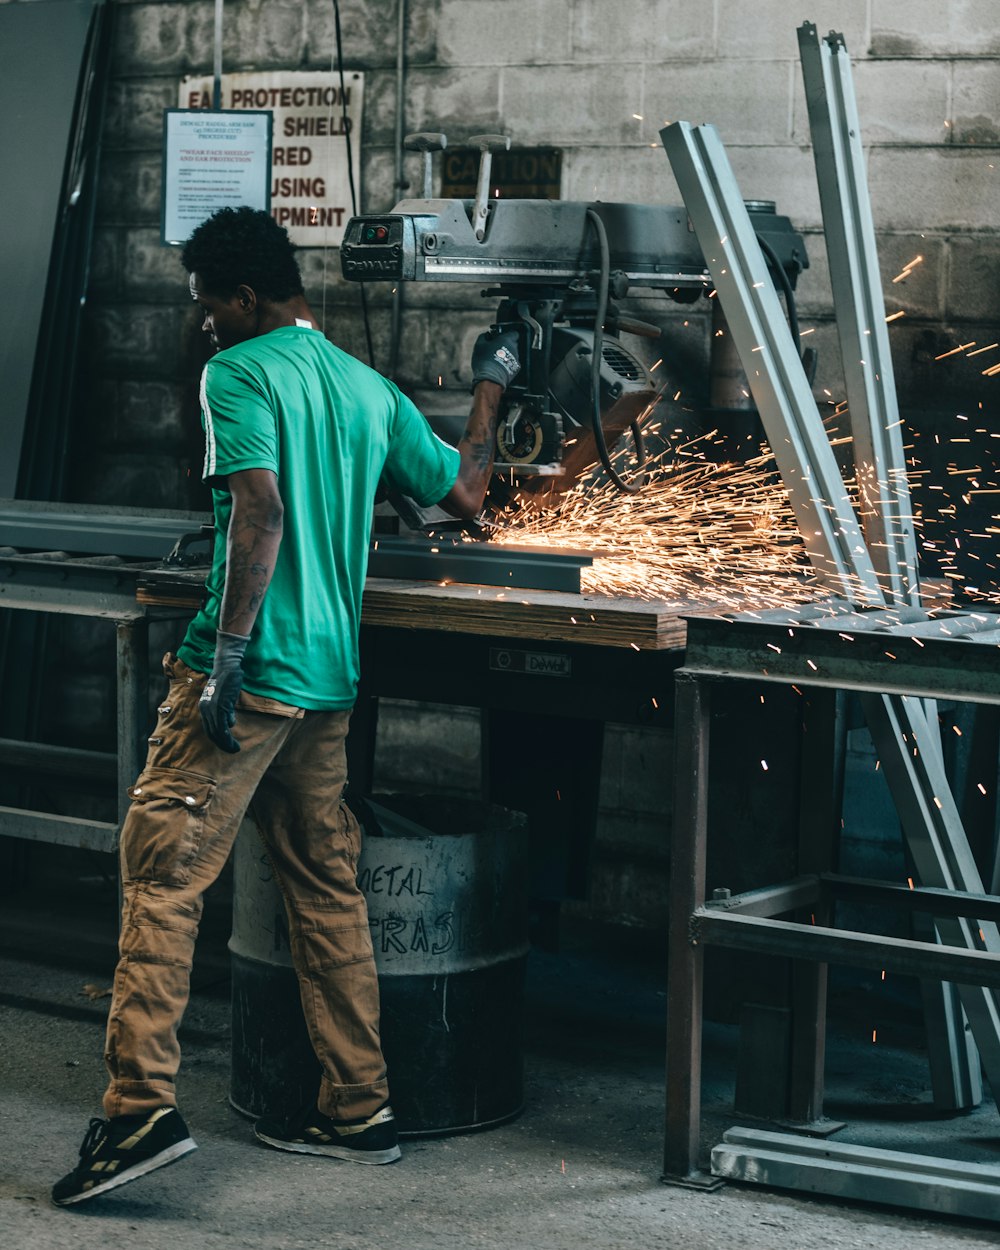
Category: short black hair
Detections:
[{"x1": 181, "y1": 206, "x2": 304, "y2": 301}]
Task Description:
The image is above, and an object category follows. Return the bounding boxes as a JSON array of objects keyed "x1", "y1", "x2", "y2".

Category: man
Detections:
[{"x1": 53, "y1": 206, "x2": 520, "y2": 1205}]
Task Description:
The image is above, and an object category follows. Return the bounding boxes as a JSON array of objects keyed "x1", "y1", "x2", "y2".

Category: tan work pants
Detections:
[{"x1": 103, "y1": 654, "x2": 388, "y2": 1121}]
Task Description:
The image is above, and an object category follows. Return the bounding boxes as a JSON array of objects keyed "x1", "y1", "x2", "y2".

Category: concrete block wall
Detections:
[
  {"x1": 10, "y1": 0, "x2": 999, "y2": 927},
  {"x1": 69, "y1": 0, "x2": 1000, "y2": 481}
]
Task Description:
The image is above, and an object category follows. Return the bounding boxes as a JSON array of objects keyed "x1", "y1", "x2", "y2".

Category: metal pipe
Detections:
[
  {"x1": 388, "y1": 0, "x2": 406, "y2": 379},
  {"x1": 213, "y1": 0, "x2": 223, "y2": 110}
]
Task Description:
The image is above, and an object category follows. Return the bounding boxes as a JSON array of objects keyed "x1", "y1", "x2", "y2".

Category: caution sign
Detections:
[
  {"x1": 440, "y1": 147, "x2": 562, "y2": 200},
  {"x1": 179, "y1": 70, "x2": 364, "y2": 246}
]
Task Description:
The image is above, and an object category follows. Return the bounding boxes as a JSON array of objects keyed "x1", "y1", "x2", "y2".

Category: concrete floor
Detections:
[{"x1": 2, "y1": 886, "x2": 1000, "y2": 1250}]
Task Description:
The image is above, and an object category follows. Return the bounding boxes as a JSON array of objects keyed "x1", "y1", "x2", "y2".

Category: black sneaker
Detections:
[
  {"x1": 52, "y1": 1107, "x2": 197, "y2": 1206},
  {"x1": 254, "y1": 1101, "x2": 401, "y2": 1165}
]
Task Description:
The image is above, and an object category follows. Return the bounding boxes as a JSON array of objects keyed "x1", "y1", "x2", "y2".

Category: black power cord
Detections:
[
  {"x1": 755, "y1": 233, "x2": 801, "y2": 357},
  {"x1": 332, "y1": 0, "x2": 375, "y2": 368},
  {"x1": 585, "y1": 208, "x2": 646, "y2": 495}
]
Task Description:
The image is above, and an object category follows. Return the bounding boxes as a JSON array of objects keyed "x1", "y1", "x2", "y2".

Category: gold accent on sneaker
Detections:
[
  {"x1": 117, "y1": 1107, "x2": 174, "y2": 1151},
  {"x1": 333, "y1": 1106, "x2": 395, "y2": 1137}
]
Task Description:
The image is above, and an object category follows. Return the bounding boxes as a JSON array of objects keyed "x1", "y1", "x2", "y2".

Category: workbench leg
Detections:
[
  {"x1": 115, "y1": 619, "x2": 149, "y2": 829},
  {"x1": 346, "y1": 692, "x2": 380, "y2": 797},
  {"x1": 663, "y1": 672, "x2": 718, "y2": 1186},
  {"x1": 788, "y1": 688, "x2": 845, "y2": 1127}
]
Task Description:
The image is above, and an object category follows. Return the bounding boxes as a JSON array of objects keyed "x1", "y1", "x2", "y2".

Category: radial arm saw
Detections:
[{"x1": 341, "y1": 133, "x2": 809, "y2": 499}]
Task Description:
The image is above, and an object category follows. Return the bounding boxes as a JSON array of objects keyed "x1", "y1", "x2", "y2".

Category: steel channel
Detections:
[
  {"x1": 0, "y1": 805, "x2": 117, "y2": 853},
  {"x1": 664, "y1": 672, "x2": 713, "y2": 1184},
  {"x1": 367, "y1": 543, "x2": 591, "y2": 593},
  {"x1": 691, "y1": 911, "x2": 1000, "y2": 991},
  {"x1": 797, "y1": 24, "x2": 919, "y2": 606},
  {"x1": 660, "y1": 121, "x2": 882, "y2": 605}
]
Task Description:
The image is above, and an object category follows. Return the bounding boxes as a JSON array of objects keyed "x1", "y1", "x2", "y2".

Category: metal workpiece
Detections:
[
  {"x1": 368, "y1": 535, "x2": 593, "y2": 593},
  {"x1": 712, "y1": 1128, "x2": 1000, "y2": 1221},
  {"x1": 797, "y1": 24, "x2": 918, "y2": 608},
  {"x1": 660, "y1": 122, "x2": 880, "y2": 606}
]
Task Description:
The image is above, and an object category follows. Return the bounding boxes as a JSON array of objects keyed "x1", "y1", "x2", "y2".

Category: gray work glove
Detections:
[
  {"x1": 471, "y1": 327, "x2": 520, "y2": 390},
  {"x1": 199, "y1": 629, "x2": 250, "y2": 753}
]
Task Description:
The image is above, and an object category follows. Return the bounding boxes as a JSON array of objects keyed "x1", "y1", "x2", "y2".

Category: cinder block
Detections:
[
  {"x1": 371, "y1": 699, "x2": 481, "y2": 795},
  {"x1": 304, "y1": 0, "x2": 435, "y2": 69},
  {"x1": 438, "y1": 0, "x2": 572, "y2": 67},
  {"x1": 123, "y1": 229, "x2": 188, "y2": 302},
  {"x1": 103, "y1": 79, "x2": 177, "y2": 150},
  {"x1": 357, "y1": 68, "x2": 396, "y2": 146},
  {"x1": 645, "y1": 60, "x2": 794, "y2": 146},
  {"x1": 787, "y1": 230, "x2": 829, "y2": 320},
  {"x1": 112, "y1": 4, "x2": 200, "y2": 76},
  {"x1": 868, "y1": 148, "x2": 998, "y2": 230},
  {"x1": 96, "y1": 152, "x2": 162, "y2": 225},
  {"x1": 361, "y1": 145, "x2": 401, "y2": 214},
  {"x1": 952, "y1": 61, "x2": 1000, "y2": 144},
  {"x1": 227, "y1": 2, "x2": 305, "y2": 70},
  {"x1": 876, "y1": 234, "x2": 946, "y2": 320},
  {"x1": 370, "y1": 67, "x2": 502, "y2": 145},
  {"x1": 500, "y1": 65, "x2": 644, "y2": 146},
  {"x1": 85, "y1": 305, "x2": 187, "y2": 375},
  {"x1": 713, "y1": 0, "x2": 869, "y2": 61},
  {"x1": 878, "y1": 320, "x2": 997, "y2": 411},
  {"x1": 114, "y1": 380, "x2": 192, "y2": 450},
  {"x1": 946, "y1": 235, "x2": 1000, "y2": 323},
  {"x1": 73, "y1": 452, "x2": 198, "y2": 511},
  {"x1": 792, "y1": 59, "x2": 950, "y2": 145},
  {"x1": 725, "y1": 144, "x2": 823, "y2": 229},
  {"x1": 562, "y1": 143, "x2": 682, "y2": 204},
  {"x1": 572, "y1": 0, "x2": 714, "y2": 62},
  {"x1": 871, "y1": 0, "x2": 1000, "y2": 58},
  {"x1": 88, "y1": 227, "x2": 122, "y2": 301}
]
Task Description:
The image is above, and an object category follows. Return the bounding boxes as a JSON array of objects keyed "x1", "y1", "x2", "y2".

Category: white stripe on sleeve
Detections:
[{"x1": 199, "y1": 365, "x2": 217, "y2": 479}]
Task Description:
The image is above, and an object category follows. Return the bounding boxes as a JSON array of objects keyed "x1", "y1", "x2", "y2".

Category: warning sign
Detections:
[{"x1": 179, "y1": 70, "x2": 365, "y2": 246}]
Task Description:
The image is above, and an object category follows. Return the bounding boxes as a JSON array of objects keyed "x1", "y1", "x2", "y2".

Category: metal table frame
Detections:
[
  {"x1": 665, "y1": 612, "x2": 1000, "y2": 1187},
  {"x1": 0, "y1": 554, "x2": 187, "y2": 854}
]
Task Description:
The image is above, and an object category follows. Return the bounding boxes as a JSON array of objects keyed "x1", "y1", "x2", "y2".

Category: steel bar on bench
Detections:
[{"x1": 367, "y1": 536, "x2": 593, "y2": 593}]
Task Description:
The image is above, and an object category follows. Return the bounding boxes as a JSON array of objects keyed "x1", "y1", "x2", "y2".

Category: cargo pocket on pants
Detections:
[{"x1": 122, "y1": 766, "x2": 217, "y2": 886}]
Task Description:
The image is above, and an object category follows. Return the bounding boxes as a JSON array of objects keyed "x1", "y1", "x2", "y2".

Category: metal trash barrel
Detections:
[{"x1": 230, "y1": 796, "x2": 529, "y2": 1135}]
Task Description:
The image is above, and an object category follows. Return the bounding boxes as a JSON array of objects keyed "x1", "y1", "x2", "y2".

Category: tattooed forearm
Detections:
[
  {"x1": 219, "y1": 470, "x2": 284, "y2": 637},
  {"x1": 442, "y1": 381, "x2": 504, "y2": 518}
]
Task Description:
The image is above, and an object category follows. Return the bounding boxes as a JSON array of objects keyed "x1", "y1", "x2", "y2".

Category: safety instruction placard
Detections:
[
  {"x1": 161, "y1": 109, "x2": 272, "y2": 246},
  {"x1": 179, "y1": 71, "x2": 364, "y2": 247}
]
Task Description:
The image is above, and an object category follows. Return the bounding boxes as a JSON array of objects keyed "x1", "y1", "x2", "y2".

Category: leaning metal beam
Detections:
[
  {"x1": 661, "y1": 121, "x2": 1000, "y2": 1099},
  {"x1": 661, "y1": 123, "x2": 882, "y2": 606},
  {"x1": 798, "y1": 23, "x2": 919, "y2": 608},
  {"x1": 797, "y1": 21, "x2": 977, "y2": 1105}
]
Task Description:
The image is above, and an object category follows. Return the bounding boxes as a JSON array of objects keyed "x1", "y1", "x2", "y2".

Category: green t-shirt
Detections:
[{"x1": 178, "y1": 325, "x2": 460, "y2": 708}]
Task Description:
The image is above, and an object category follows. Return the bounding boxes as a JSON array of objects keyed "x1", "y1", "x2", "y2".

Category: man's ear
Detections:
[{"x1": 236, "y1": 284, "x2": 257, "y2": 312}]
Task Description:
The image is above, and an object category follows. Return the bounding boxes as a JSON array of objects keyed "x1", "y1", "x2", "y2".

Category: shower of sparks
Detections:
[
  {"x1": 891, "y1": 255, "x2": 924, "y2": 283},
  {"x1": 488, "y1": 433, "x2": 820, "y2": 609}
]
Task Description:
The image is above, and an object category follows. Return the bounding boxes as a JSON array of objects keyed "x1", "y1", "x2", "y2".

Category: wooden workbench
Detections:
[
  {"x1": 359, "y1": 579, "x2": 693, "y2": 650},
  {"x1": 136, "y1": 570, "x2": 698, "y2": 651}
]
